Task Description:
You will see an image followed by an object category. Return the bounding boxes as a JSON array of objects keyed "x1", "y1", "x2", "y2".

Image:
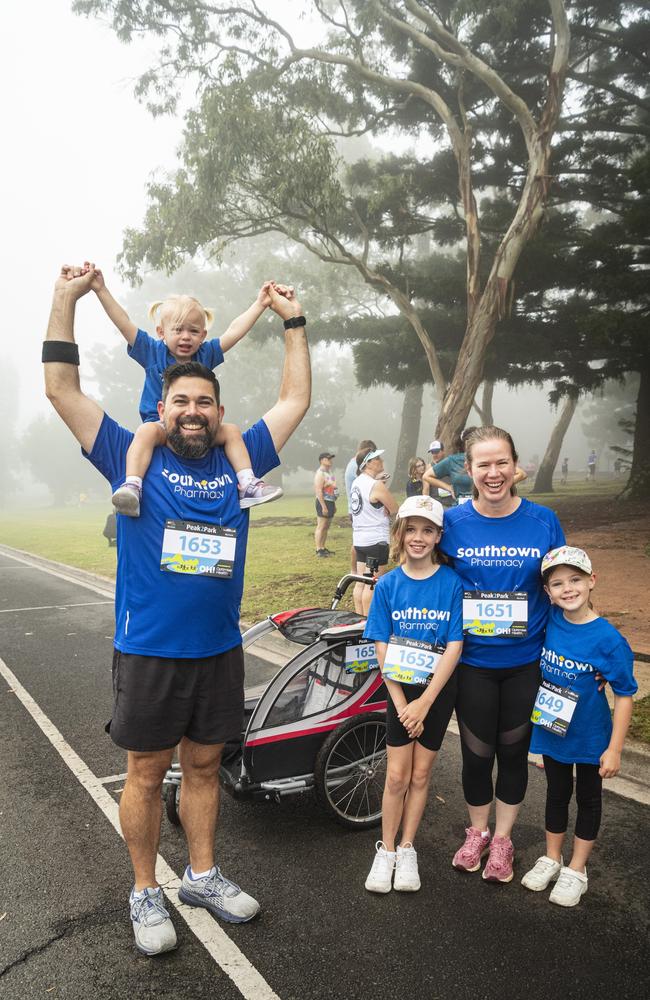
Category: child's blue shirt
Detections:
[
  {"x1": 128, "y1": 329, "x2": 224, "y2": 422},
  {"x1": 530, "y1": 605, "x2": 637, "y2": 764}
]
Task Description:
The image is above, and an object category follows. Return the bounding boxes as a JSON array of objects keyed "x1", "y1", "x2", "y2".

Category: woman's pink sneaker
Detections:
[
  {"x1": 482, "y1": 834, "x2": 514, "y2": 882},
  {"x1": 452, "y1": 827, "x2": 491, "y2": 872}
]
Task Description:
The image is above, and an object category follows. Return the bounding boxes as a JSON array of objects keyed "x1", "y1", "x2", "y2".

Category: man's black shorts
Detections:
[
  {"x1": 108, "y1": 646, "x2": 244, "y2": 752},
  {"x1": 315, "y1": 499, "x2": 336, "y2": 519},
  {"x1": 354, "y1": 541, "x2": 390, "y2": 567},
  {"x1": 386, "y1": 671, "x2": 457, "y2": 752}
]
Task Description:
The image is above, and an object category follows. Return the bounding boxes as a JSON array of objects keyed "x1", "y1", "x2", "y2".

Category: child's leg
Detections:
[
  {"x1": 521, "y1": 754, "x2": 570, "y2": 891},
  {"x1": 567, "y1": 763, "x2": 602, "y2": 872},
  {"x1": 400, "y1": 742, "x2": 437, "y2": 845},
  {"x1": 542, "y1": 755, "x2": 573, "y2": 859},
  {"x1": 381, "y1": 743, "x2": 414, "y2": 851},
  {"x1": 547, "y1": 763, "x2": 598, "y2": 906},
  {"x1": 112, "y1": 421, "x2": 166, "y2": 517},
  {"x1": 216, "y1": 422, "x2": 283, "y2": 508},
  {"x1": 365, "y1": 742, "x2": 413, "y2": 894}
]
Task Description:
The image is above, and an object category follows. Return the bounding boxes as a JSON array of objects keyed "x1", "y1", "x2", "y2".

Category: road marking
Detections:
[
  {"x1": 0, "y1": 656, "x2": 281, "y2": 1000},
  {"x1": 0, "y1": 601, "x2": 113, "y2": 614},
  {"x1": 97, "y1": 772, "x2": 129, "y2": 785}
]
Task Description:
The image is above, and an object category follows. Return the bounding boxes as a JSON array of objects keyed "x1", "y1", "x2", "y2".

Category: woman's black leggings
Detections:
[
  {"x1": 456, "y1": 661, "x2": 540, "y2": 806},
  {"x1": 543, "y1": 755, "x2": 603, "y2": 841}
]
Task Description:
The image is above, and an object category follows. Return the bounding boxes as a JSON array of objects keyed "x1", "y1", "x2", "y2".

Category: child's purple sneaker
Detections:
[
  {"x1": 112, "y1": 482, "x2": 141, "y2": 517},
  {"x1": 239, "y1": 480, "x2": 283, "y2": 509},
  {"x1": 482, "y1": 834, "x2": 514, "y2": 882},
  {"x1": 452, "y1": 827, "x2": 491, "y2": 872}
]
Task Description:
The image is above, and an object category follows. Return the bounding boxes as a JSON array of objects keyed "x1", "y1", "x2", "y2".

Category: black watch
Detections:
[{"x1": 283, "y1": 315, "x2": 307, "y2": 329}]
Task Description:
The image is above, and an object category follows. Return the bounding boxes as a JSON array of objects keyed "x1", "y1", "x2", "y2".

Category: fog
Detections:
[{"x1": 0, "y1": 1, "x2": 627, "y2": 507}]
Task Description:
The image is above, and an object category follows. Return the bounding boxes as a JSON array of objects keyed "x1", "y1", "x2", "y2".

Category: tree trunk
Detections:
[
  {"x1": 481, "y1": 380, "x2": 495, "y2": 425},
  {"x1": 393, "y1": 382, "x2": 424, "y2": 487},
  {"x1": 625, "y1": 357, "x2": 650, "y2": 499},
  {"x1": 532, "y1": 393, "x2": 578, "y2": 494}
]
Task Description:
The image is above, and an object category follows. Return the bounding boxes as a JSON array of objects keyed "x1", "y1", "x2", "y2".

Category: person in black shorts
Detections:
[
  {"x1": 43, "y1": 264, "x2": 311, "y2": 955},
  {"x1": 314, "y1": 451, "x2": 338, "y2": 556},
  {"x1": 362, "y1": 495, "x2": 463, "y2": 893}
]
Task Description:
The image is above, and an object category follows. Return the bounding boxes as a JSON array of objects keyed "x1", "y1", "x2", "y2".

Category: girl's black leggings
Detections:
[
  {"x1": 543, "y1": 755, "x2": 603, "y2": 841},
  {"x1": 455, "y1": 661, "x2": 540, "y2": 806}
]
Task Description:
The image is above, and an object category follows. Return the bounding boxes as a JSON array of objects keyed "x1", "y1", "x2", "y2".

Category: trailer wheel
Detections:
[
  {"x1": 314, "y1": 713, "x2": 387, "y2": 829},
  {"x1": 164, "y1": 783, "x2": 181, "y2": 827}
]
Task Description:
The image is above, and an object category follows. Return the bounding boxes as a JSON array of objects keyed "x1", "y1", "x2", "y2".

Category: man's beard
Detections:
[{"x1": 167, "y1": 418, "x2": 214, "y2": 459}]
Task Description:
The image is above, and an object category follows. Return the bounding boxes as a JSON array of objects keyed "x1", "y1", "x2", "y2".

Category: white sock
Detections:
[
  {"x1": 236, "y1": 468, "x2": 255, "y2": 487},
  {"x1": 124, "y1": 476, "x2": 142, "y2": 489},
  {"x1": 132, "y1": 886, "x2": 156, "y2": 899},
  {"x1": 189, "y1": 866, "x2": 216, "y2": 880}
]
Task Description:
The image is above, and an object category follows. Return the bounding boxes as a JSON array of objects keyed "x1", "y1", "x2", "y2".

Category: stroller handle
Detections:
[{"x1": 331, "y1": 565, "x2": 378, "y2": 610}]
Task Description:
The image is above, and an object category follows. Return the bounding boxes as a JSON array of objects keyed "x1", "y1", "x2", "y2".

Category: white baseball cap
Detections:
[
  {"x1": 396, "y1": 495, "x2": 444, "y2": 527},
  {"x1": 428, "y1": 440, "x2": 443, "y2": 453},
  {"x1": 541, "y1": 546, "x2": 593, "y2": 576}
]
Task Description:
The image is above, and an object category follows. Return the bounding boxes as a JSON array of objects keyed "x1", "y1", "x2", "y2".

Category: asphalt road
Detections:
[{"x1": 1, "y1": 547, "x2": 648, "y2": 1000}]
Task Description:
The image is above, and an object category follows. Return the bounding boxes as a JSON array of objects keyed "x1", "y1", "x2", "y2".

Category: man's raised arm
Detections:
[
  {"x1": 43, "y1": 265, "x2": 105, "y2": 453},
  {"x1": 262, "y1": 285, "x2": 311, "y2": 452}
]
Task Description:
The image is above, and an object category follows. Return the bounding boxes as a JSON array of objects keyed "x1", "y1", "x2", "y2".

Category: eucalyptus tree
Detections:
[{"x1": 74, "y1": 0, "x2": 571, "y2": 449}]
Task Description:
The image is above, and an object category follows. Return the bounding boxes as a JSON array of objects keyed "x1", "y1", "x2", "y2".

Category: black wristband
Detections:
[
  {"x1": 283, "y1": 315, "x2": 307, "y2": 330},
  {"x1": 42, "y1": 341, "x2": 80, "y2": 365}
]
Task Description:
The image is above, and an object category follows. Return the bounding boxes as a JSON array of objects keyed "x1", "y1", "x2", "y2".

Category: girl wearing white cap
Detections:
[
  {"x1": 521, "y1": 545, "x2": 637, "y2": 906},
  {"x1": 362, "y1": 495, "x2": 464, "y2": 893}
]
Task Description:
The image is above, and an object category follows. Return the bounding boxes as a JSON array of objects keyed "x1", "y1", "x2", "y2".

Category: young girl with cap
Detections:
[
  {"x1": 362, "y1": 495, "x2": 464, "y2": 893},
  {"x1": 522, "y1": 545, "x2": 637, "y2": 906}
]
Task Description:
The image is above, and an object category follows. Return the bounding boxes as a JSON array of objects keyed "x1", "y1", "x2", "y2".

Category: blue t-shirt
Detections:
[
  {"x1": 128, "y1": 329, "x2": 225, "y2": 422},
  {"x1": 440, "y1": 498, "x2": 565, "y2": 668},
  {"x1": 345, "y1": 456, "x2": 357, "y2": 508},
  {"x1": 530, "y1": 606, "x2": 637, "y2": 764},
  {"x1": 364, "y1": 564, "x2": 464, "y2": 648},
  {"x1": 84, "y1": 413, "x2": 279, "y2": 658},
  {"x1": 433, "y1": 453, "x2": 473, "y2": 497}
]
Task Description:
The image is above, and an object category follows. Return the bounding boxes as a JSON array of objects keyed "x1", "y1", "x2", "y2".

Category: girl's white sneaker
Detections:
[
  {"x1": 365, "y1": 842, "x2": 395, "y2": 893},
  {"x1": 549, "y1": 866, "x2": 588, "y2": 907},
  {"x1": 521, "y1": 855, "x2": 563, "y2": 891},
  {"x1": 394, "y1": 843, "x2": 421, "y2": 892}
]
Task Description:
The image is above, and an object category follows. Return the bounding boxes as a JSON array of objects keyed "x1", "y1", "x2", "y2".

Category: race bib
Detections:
[
  {"x1": 463, "y1": 591, "x2": 528, "y2": 637},
  {"x1": 344, "y1": 641, "x2": 379, "y2": 674},
  {"x1": 160, "y1": 520, "x2": 237, "y2": 578},
  {"x1": 381, "y1": 636, "x2": 444, "y2": 686},
  {"x1": 531, "y1": 679, "x2": 578, "y2": 737}
]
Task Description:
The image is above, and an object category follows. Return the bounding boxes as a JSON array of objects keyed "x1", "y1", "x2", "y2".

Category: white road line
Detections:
[
  {"x1": 0, "y1": 657, "x2": 281, "y2": 1000},
  {"x1": 97, "y1": 772, "x2": 129, "y2": 785},
  {"x1": 0, "y1": 601, "x2": 114, "y2": 614}
]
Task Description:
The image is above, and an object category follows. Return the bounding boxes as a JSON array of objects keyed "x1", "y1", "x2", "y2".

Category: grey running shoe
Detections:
[
  {"x1": 239, "y1": 480, "x2": 283, "y2": 509},
  {"x1": 112, "y1": 483, "x2": 141, "y2": 517},
  {"x1": 130, "y1": 887, "x2": 177, "y2": 956},
  {"x1": 178, "y1": 866, "x2": 260, "y2": 923}
]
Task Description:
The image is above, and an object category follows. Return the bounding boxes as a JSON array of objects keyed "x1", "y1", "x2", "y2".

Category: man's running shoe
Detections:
[
  {"x1": 452, "y1": 827, "x2": 491, "y2": 872},
  {"x1": 521, "y1": 855, "x2": 562, "y2": 891},
  {"x1": 394, "y1": 843, "x2": 421, "y2": 891},
  {"x1": 365, "y1": 842, "x2": 395, "y2": 893},
  {"x1": 549, "y1": 866, "x2": 588, "y2": 907},
  {"x1": 482, "y1": 834, "x2": 514, "y2": 882},
  {"x1": 178, "y1": 866, "x2": 260, "y2": 923},
  {"x1": 112, "y1": 483, "x2": 141, "y2": 517},
  {"x1": 130, "y1": 887, "x2": 177, "y2": 956},
  {"x1": 239, "y1": 480, "x2": 283, "y2": 509}
]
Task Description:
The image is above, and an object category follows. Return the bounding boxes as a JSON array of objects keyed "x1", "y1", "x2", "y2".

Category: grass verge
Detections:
[{"x1": 629, "y1": 695, "x2": 650, "y2": 746}]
